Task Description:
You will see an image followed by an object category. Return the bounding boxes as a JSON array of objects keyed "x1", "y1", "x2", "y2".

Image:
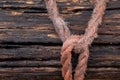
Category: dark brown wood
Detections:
[
  {"x1": 0, "y1": 67, "x2": 119, "y2": 80},
  {"x1": 0, "y1": 45, "x2": 119, "y2": 80},
  {"x1": 0, "y1": 0, "x2": 120, "y2": 10},
  {"x1": 0, "y1": 45, "x2": 119, "y2": 67},
  {"x1": 0, "y1": 0, "x2": 119, "y2": 80},
  {"x1": 0, "y1": 9, "x2": 120, "y2": 44}
]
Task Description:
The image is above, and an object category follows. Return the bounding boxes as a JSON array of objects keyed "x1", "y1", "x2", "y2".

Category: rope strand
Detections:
[
  {"x1": 44, "y1": 0, "x2": 107, "y2": 80},
  {"x1": 44, "y1": 0, "x2": 71, "y2": 42},
  {"x1": 84, "y1": 0, "x2": 107, "y2": 45}
]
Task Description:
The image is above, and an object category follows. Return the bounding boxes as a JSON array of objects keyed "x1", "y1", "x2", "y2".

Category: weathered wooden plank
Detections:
[
  {"x1": 0, "y1": 29, "x2": 119, "y2": 44},
  {"x1": 0, "y1": 60, "x2": 60, "y2": 67},
  {"x1": 0, "y1": 59, "x2": 119, "y2": 68},
  {"x1": 0, "y1": 0, "x2": 119, "y2": 80},
  {"x1": 0, "y1": 0, "x2": 120, "y2": 11},
  {"x1": 1, "y1": 9, "x2": 119, "y2": 27},
  {"x1": 0, "y1": 9, "x2": 120, "y2": 44},
  {"x1": 0, "y1": 67, "x2": 119, "y2": 80},
  {"x1": 0, "y1": 45, "x2": 119, "y2": 67}
]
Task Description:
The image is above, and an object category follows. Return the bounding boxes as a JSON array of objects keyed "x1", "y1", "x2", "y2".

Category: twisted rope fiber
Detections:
[{"x1": 44, "y1": 0, "x2": 107, "y2": 80}]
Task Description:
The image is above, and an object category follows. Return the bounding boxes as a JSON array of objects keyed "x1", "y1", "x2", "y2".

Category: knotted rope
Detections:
[{"x1": 44, "y1": 0, "x2": 107, "y2": 80}]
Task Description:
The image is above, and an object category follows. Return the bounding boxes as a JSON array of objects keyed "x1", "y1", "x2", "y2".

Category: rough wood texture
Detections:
[
  {"x1": 0, "y1": 0, "x2": 120, "y2": 80},
  {"x1": 0, "y1": 45, "x2": 119, "y2": 80}
]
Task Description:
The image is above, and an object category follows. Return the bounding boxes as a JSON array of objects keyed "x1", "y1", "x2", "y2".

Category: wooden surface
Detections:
[{"x1": 0, "y1": 0, "x2": 120, "y2": 80}]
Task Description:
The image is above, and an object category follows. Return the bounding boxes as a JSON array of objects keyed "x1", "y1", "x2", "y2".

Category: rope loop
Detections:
[{"x1": 61, "y1": 35, "x2": 89, "y2": 80}]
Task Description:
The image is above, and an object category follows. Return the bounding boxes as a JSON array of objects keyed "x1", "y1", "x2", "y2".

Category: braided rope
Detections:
[
  {"x1": 44, "y1": 0, "x2": 107, "y2": 80},
  {"x1": 44, "y1": 0, "x2": 71, "y2": 42}
]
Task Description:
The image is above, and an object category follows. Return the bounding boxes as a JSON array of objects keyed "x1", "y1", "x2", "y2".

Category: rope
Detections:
[
  {"x1": 44, "y1": 0, "x2": 107, "y2": 80},
  {"x1": 44, "y1": 0, "x2": 71, "y2": 42}
]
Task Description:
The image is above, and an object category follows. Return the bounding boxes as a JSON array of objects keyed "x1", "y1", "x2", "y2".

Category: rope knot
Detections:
[
  {"x1": 61, "y1": 35, "x2": 82, "y2": 54},
  {"x1": 45, "y1": 0, "x2": 106, "y2": 79},
  {"x1": 61, "y1": 35, "x2": 89, "y2": 80}
]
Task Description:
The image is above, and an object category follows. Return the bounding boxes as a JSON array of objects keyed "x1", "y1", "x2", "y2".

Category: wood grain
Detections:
[
  {"x1": 0, "y1": 9, "x2": 120, "y2": 44},
  {"x1": 0, "y1": 45, "x2": 119, "y2": 67},
  {"x1": 0, "y1": 67, "x2": 119, "y2": 80},
  {"x1": 0, "y1": 0, "x2": 119, "y2": 80}
]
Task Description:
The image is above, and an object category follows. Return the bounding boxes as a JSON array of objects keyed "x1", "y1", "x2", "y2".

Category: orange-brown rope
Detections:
[{"x1": 44, "y1": 0, "x2": 107, "y2": 80}]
